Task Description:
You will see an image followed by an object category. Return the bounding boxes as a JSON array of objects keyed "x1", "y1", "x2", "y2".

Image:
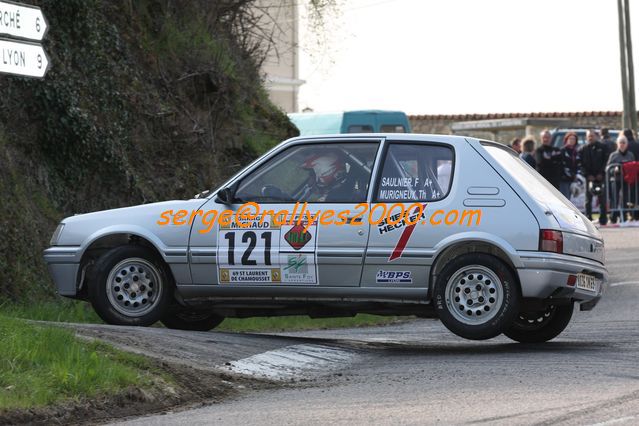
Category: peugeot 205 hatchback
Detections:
[{"x1": 44, "y1": 134, "x2": 607, "y2": 342}]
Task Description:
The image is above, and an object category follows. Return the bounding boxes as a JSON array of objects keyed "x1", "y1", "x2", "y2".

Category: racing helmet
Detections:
[{"x1": 302, "y1": 152, "x2": 347, "y2": 188}]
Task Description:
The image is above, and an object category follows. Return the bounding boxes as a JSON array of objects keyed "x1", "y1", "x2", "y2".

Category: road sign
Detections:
[
  {"x1": 0, "y1": 37, "x2": 48, "y2": 78},
  {"x1": 0, "y1": 1, "x2": 47, "y2": 41}
]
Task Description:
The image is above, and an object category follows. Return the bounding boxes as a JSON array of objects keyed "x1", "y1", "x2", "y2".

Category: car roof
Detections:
[{"x1": 287, "y1": 133, "x2": 473, "y2": 145}]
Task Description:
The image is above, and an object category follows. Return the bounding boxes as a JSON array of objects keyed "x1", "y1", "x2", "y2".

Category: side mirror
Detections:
[
  {"x1": 216, "y1": 187, "x2": 234, "y2": 205},
  {"x1": 194, "y1": 189, "x2": 210, "y2": 199}
]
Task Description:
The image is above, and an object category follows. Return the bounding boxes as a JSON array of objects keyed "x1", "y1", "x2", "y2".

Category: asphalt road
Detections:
[{"x1": 91, "y1": 227, "x2": 639, "y2": 425}]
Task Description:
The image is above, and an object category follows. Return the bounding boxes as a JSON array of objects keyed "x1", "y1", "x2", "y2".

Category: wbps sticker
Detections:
[{"x1": 376, "y1": 270, "x2": 412, "y2": 284}]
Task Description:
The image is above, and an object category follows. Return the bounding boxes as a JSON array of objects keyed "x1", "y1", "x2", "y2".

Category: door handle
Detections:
[{"x1": 346, "y1": 216, "x2": 363, "y2": 225}]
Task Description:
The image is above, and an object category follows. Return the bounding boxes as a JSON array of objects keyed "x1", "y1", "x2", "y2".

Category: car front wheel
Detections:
[
  {"x1": 89, "y1": 245, "x2": 171, "y2": 326},
  {"x1": 434, "y1": 253, "x2": 520, "y2": 340},
  {"x1": 503, "y1": 304, "x2": 573, "y2": 343}
]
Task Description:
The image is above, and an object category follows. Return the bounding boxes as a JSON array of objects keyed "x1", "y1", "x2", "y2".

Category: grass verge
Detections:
[
  {"x1": 2, "y1": 300, "x2": 410, "y2": 332},
  {"x1": 0, "y1": 314, "x2": 162, "y2": 410},
  {"x1": 1, "y1": 300, "x2": 102, "y2": 323}
]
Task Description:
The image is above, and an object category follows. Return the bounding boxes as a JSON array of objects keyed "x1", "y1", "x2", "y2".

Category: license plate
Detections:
[{"x1": 576, "y1": 273, "x2": 597, "y2": 292}]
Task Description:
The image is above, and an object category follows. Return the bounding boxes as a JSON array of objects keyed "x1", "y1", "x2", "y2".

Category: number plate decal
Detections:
[
  {"x1": 217, "y1": 216, "x2": 318, "y2": 285},
  {"x1": 576, "y1": 273, "x2": 597, "y2": 292}
]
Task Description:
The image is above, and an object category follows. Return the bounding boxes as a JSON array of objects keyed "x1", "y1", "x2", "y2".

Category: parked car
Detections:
[
  {"x1": 44, "y1": 134, "x2": 607, "y2": 342},
  {"x1": 288, "y1": 110, "x2": 411, "y2": 135},
  {"x1": 551, "y1": 128, "x2": 620, "y2": 149}
]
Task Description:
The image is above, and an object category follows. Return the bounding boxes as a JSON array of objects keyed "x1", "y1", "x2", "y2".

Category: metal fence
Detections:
[{"x1": 605, "y1": 163, "x2": 639, "y2": 223}]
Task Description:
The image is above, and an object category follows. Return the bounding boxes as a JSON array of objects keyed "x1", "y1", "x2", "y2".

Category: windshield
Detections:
[{"x1": 482, "y1": 144, "x2": 591, "y2": 233}]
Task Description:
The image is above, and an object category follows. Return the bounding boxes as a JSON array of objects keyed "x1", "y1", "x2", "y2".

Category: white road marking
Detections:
[
  {"x1": 222, "y1": 344, "x2": 358, "y2": 381},
  {"x1": 609, "y1": 281, "x2": 639, "y2": 287},
  {"x1": 604, "y1": 264, "x2": 639, "y2": 269}
]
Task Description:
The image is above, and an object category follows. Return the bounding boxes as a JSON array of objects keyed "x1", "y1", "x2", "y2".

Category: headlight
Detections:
[{"x1": 50, "y1": 223, "x2": 65, "y2": 246}]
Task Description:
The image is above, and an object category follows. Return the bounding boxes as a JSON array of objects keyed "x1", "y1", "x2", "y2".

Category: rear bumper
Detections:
[
  {"x1": 517, "y1": 252, "x2": 607, "y2": 310},
  {"x1": 43, "y1": 246, "x2": 82, "y2": 297}
]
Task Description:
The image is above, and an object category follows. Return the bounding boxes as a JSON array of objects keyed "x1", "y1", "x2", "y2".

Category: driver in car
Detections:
[{"x1": 297, "y1": 151, "x2": 361, "y2": 202}]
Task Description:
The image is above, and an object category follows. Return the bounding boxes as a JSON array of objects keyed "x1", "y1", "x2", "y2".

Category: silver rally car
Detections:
[{"x1": 44, "y1": 134, "x2": 607, "y2": 342}]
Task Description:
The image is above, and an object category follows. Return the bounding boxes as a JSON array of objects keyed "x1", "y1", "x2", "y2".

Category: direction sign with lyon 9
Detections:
[{"x1": 0, "y1": 38, "x2": 48, "y2": 78}]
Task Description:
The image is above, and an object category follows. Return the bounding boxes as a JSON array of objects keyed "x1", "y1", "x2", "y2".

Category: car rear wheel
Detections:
[
  {"x1": 89, "y1": 245, "x2": 171, "y2": 326},
  {"x1": 434, "y1": 253, "x2": 520, "y2": 340},
  {"x1": 161, "y1": 311, "x2": 224, "y2": 331},
  {"x1": 503, "y1": 304, "x2": 573, "y2": 343}
]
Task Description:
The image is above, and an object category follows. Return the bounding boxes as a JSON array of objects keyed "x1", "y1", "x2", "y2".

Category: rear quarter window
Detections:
[
  {"x1": 376, "y1": 143, "x2": 454, "y2": 202},
  {"x1": 482, "y1": 143, "x2": 578, "y2": 213}
]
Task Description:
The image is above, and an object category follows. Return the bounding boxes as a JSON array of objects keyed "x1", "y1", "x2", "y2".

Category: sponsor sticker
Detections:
[
  {"x1": 220, "y1": 268, "x2": 281, "y2": 283},
  {"x1": 281, "y1": 253, "x2": 316, "y2": 283},
  {"x1": 377, "y1": 209, "x2": 426, "y2": 235},
  {"x1": 220, "y1": 214, "x2": 279, "y2": 230},
  {"x1": 284, "y1": 223, "x2": 313, "y2": 250},
  {"x1": 376, "y1": 270, "x2": 412, "y2": 284}
]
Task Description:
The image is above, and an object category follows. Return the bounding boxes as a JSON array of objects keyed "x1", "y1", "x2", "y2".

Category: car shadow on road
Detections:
[
  {"x1": 230, "y1": 329, "x2": 609, "y2": 356},
  {"x1": 237, "y1": 329, "x2": 612, "y2": 356},
  {"x1": 337, "y1": 339, "x2": 612, "y2": 356}
]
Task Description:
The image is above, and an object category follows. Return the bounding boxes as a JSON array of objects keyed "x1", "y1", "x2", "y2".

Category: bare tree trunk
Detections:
[
  {"x1": 624, "y1": 0, "x2": 637, "y2": 131},
  {"x1": 619, "y1": 0, "x2": 630, "y2": 129}
]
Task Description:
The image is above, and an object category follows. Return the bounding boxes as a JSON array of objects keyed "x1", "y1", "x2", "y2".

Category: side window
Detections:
[
  {"x1": 376, "y1": 143, "x2": 454, "y2": 202},
  {"x1": 380, "y1": 124, "x2": 406, "y2": 133},
  {"x1": 234, "y1": 143, "x2": 379, "y2": 203},
  {"x1": 347, "y1": 125, "x2": 373, "y2": 133}
]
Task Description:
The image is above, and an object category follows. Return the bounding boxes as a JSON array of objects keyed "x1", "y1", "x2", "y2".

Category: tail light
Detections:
[{"x1": 539, "y1": 229, "x2": 563, "y2": 254}]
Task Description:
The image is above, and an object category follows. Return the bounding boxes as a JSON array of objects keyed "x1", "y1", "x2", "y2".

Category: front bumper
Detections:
[
  {"x1": 518, "y1": 251, "x2": 607, "y2": 311},
  {"x1": 43, "y1": 246, "x2": 82, "y2": 297}
]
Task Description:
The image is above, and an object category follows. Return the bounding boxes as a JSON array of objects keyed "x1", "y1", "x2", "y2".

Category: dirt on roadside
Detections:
[
  {"x1": 0, "y1": 321, "x2": 324, "y2": 426},
  {"x1": 0, "y1": 353, "x2": 277, "y2": 426}
]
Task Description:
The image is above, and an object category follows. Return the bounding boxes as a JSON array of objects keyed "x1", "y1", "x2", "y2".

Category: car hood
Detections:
[{"x1": 58, "y1": 199, "x2": 208, "y2": 246}]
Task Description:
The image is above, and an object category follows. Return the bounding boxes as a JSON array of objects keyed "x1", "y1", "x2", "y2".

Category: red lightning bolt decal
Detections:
[{"x1": 389, "y1": 203, "x2": 426, "y2": 261}]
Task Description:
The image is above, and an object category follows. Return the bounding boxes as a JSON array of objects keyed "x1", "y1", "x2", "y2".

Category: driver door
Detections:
[{"x1": 188, "y1": 140, "x2": 381, "y2": 289}]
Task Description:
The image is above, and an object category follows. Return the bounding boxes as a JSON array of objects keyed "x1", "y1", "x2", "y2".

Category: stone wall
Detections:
[{"x1": 409, "y1": 112, "x2": 625, "y2": 143}]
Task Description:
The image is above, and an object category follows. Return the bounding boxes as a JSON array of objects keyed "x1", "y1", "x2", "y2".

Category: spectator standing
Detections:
[
  {"x1": 520, "y1": 138, "x2": 536, "y2": 168},
  {"x1": 535, "y1": 129, "x2": 562, "y2": 188},
  {"x1": 607, "y1": 135, "x2": 635, "y2": 223},
  {"x1": 600, "y1": 128, "x2": 616, "y2": 160},
  {"x1": 622, "y1": 129, "x2": 639, "y2": 220},
  {"x1": 559, "y1": 132, "x2": 581, "y2": 199},
  {"x1": 623, "y1": 128, "x2": 639, "y2": 159},
  {"x1": 510, "y1": 138, "x2": 522, "y2": 154},
  {"x1": 580, "y1": 129, "x2": 608, "y2": 225},
  {"x1": 608, "y1": 135, "x2": 636, "y2": 164}
]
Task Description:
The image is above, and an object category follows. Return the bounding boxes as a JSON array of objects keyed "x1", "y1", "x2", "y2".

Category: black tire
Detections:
[
  {"x1": 88, "y1": 245, "x2": 172, "y2": 326},
  {"x1": 504, "y1": 304, "x2": 573, "y2": 343},
  {"x1": 161, "y1": 311, "x2": 224, "y2": 331},
  {"x1": 433, "y1": 253, "x2": 520, "y2": 340}
]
